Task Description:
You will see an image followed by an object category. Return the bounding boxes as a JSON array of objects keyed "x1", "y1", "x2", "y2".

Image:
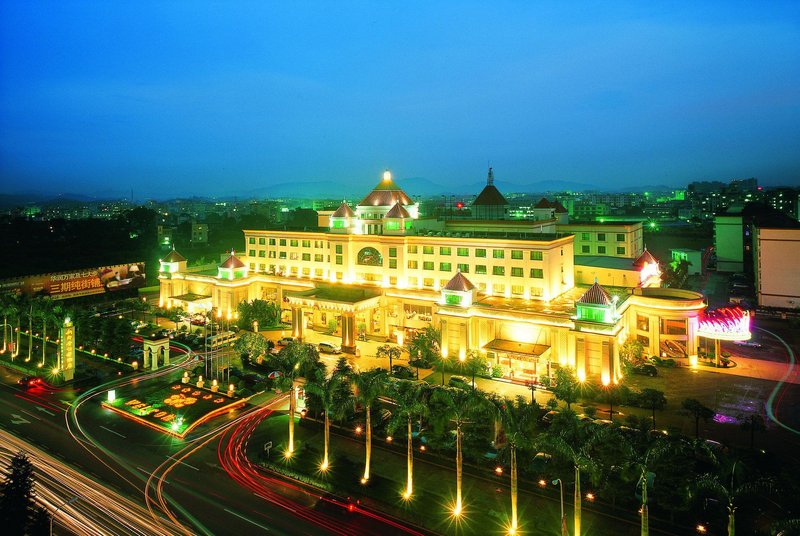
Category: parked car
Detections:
[
  {"x1": 17, "y1": 376, "x2": 43, "y2": 390},
  {"x1": 631, "y1": 363, "x2": 658, "y2": 377},
  {"x1": 734, "y1": 340, "x2": 762, "y2": 349},
  {"x1": 447, "y1": 375, "x2": 470, "y2": 389},
  {"x1": 277, "y1": 336, "x2": 296, "y2": 346},
  {"x1": 318, "y1": 341, "x2": 342, "y2": 354}
]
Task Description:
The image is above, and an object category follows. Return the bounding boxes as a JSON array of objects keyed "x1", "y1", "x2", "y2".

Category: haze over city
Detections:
[{"x1": 2, "y1": 2, "x2": 799, "y2": 200}]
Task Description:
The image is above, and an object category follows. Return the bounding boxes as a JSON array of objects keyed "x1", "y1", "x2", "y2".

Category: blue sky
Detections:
[{"x1": 1, "y1": 1, "x2": 799, "y2": 198}]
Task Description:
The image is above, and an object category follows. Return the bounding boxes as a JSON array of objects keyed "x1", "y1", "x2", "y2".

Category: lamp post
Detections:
[
  {"x1": 553, "y1": 479, "x2": 568, "y2": 536},
  {"x1": 51, "y1": 496, "x2": 79, "y2": 535}
]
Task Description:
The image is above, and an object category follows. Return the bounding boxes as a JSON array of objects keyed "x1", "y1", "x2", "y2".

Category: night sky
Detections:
[{"x1": 1, "y1": 2, "x2": 799, "y2": 199}]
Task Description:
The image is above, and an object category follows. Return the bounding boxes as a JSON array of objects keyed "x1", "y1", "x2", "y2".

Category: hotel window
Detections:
[
  {"x1": 457, "y1": 247, "x2": 469, "y2": 256},
  {"x1": 335, "y1": 244, "x2": 343, "y2": 254},
  {"x1": 475, "y1": 248, "x2": 486, "y2": 258},
  {"x1": 279, "y1": 252, "x2": 287, "y2": 259},
  {"x1": 457, "y1": 263, "x2": 469, "y2": 273},
  {"x1": 511, "y1": 267, "x2": 523, "y2": 277},
  {"x1": 269, "y1": 264, "x2": 276, "y2": 272},
  {"x1": 423, "y1": 246, "x2": 434, "y2": 255},
  {"x1": 475, "y1": 265, "x2": 487, "y2": 275},
  {"x1": 408, "y1": 276, "x2": 418, "y2": 286},
  {"x1": 258, "y1": 250, "x2": 266, "y2": 258},
  {"x1": 389, "y1": 259, "x2": 397, "y2": 269},
  {"x1": 259, "y1": 263, "x2": 266, "y2": 271},
  {"x1": 335, "y1": 255, "x2": 343, "y2": 265},
  {"x1": 493, "y1": 249, "x2": 505, "y2": 259},
  {"x1": 597, "y1": 246, "x2": 606, "y2": 254},
  {"x1": 423, "y1": 278, "x2": 434, "y2": 288},
  {"x1": 408, "y1": 245, "x2": 418, "y2": 254},
  {"x1": 269, "y1": 238, "x2": 276, "y2": 246},
  {"x1": 280, "y1": 239, "x2": 286, "y2": 246},
  {"x1": 530, "y1": 268, "x2": 543, "y2": 278},
  {"x1": 249, "y1": 263, "x2": 255, "y2": 270},
  {"x1": 259, "y1": 237, "x2": 266, "y2": 245},
  {"x1": 637, "y1": 334, "x2": 650, "y2": 346},
  {"x1": 597, "y1": 233, "x2": 606, "y2": 241},
  {"x1": 440, "y1": 279, "x2": 449, "y2": 289},
  {"x1": 315, "y1": 268, "x2": 323, "y2": 277},
  {"x1": 249, "y1": 249, "x2": 256, "y2": 256},
  {"x1": 494, "y1": 284, "x2": 505, "y2": 294},
  {"x1": 389, "y1": 247, "x2": 397, "y2": 257},
  {"x1": 314, "y1": 254, "x2": 324, "y2": 262},
  {"x1": 581, "y1": 233, "x2": 590, "y2": 241},
  {"x1": 660, "y1": 318, "x2": 687, "y2": 335},
  {"x1": 302, "y1": 240, "x2": 311, "y2": 248},
  {"x1": 637, "y1": 314, "x2": 649, "y2": 331},
  {"x1": 423, "y1": 261, "x2": 434, "y2": 270},
  {"x1": 616, "y1": 233, "x2": 625, "y2": 242},
  {"x1": 511, "y1": 285, "x2": 524, "y2": 296},
  {"x1": 269, "y1": 251, "x2": 276, "y2": 258},
  {"x1": 511, "y1": 250, "x2": 523, "y2": 260},
  {"x1": 492, "y1": 266, "x2": 505, "y2": 276},
  {"x1": 408, "y1": 260, "x2": 418, "y2": 269},
  {"x1": 248, "y1": 237, "x2": 255, "y2": 244},
  {"x1": 302, "y1": 267, "x2": 310, "y2": 276},
  {"x1": 440, "y1": 262, "x2": 452, "y2": 272},
  {"x1": 289, "y1": 253, "x2": 299, "y2": 260},
  {"x1": 581, "y1": 246, "x2": 590, "y2": 253},
  {"x1": 290, "y1": 239, "x2": 299, "y2": 247},
  {"x1": 302, "y1": 253, "x2": 311, "y2": 261},
  {"x1": 390, "y1": 276, "x2": 397, "y2": 285},
  {"x1": 530, "y1": 251, "x2": 543, "y2": 261},
  {"x1": 440, "y1": 247, "x2": 451, "y2": 255},
  {"x1": 617, "y1": 247, "x2": 626, "y2": 255},
  {"x1": 530, "y1": 287, "x2": 544, "y2": 297}
]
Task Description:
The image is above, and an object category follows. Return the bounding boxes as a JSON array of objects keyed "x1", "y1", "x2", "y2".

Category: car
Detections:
[
  {"x1": 17, "y1": 376, "x2": 43, "y2": 389},
  {"x1": 277, "y1": 336, "x2": 296, "y2": 346},
  {"x1": 593, "y1": 419, "x2": 614, "y2": 426},
  {"x1": 541, "y1": 410, "x2": 560, "y2": 424},
  {"x1": 447, "y1": 375, "x2": 470, "y2": 389},
  {"x1": 576, "y1": 413, "x2": 595, "y2": 423},
  {"x1": 318, "y1": 341, "x2": 342, "y2": 354},
  {"x1": 631, "y1": 364, "x2": 658, "y2": 377},
  {"x1": 734, "y1": 340, "x2": 762, "y2": 349}
]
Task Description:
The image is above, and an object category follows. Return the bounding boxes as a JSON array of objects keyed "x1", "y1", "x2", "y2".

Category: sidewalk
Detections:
[{"x1": 699, "y1": 355, "x2": 800, "y2": 384}]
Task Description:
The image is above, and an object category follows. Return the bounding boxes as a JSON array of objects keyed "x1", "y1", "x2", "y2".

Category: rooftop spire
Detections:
[{"x1": 487, "y1": 166, "x2": 494, "y2": 186}]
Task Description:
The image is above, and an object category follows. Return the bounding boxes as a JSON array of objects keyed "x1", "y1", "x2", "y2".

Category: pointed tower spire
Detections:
[{"x1": 487, "y1": 166, "x2": 494, "y2": 186}]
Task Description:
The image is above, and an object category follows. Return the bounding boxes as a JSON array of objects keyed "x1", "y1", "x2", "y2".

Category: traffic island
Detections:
[{"x1": 102, "y1": 381, "x2": 245, "y2": 438}]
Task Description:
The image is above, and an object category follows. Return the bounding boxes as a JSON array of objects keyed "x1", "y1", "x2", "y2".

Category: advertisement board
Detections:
[{"x1": 0, "y1": 262, "x2": 146, "y2": 300}]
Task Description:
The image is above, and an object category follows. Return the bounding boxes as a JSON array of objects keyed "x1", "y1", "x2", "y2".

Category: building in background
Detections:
[
  {"x1": 470, "y1": 168, "x2": 509, "y2": 221},
  {"x1": 753, "y1": 226, "x2": 800, "y2": 310},
  {"x1": 671, "y1": 249, "x2": 704, "y2": 275}
]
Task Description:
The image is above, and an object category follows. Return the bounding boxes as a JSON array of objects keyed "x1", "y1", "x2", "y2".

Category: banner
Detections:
[{"x1": 0, "y1": 262, "x2": 146, "y2": 300}]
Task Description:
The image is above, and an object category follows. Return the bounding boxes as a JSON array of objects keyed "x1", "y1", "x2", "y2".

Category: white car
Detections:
[
  {"x1": 734, "y1": 340, "x2": 762, "y2": 349},
  {"x1": 318, "y1": 341, "x2": 342, "y2": 354}
]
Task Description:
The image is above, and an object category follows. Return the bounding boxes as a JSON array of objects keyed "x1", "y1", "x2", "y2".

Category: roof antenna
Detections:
[{"x1": 487, "y1": 164, "x2": 494, "y2": 186}]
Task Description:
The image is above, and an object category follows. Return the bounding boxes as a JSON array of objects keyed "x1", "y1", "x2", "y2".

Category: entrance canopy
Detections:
[
  {"x1": 169, "y1": 293, "x2": 212, "y2": 314},
  {"x1": 483, "y1": 339, "x2": 551, "y2": 359},
  {"x1": 285, "y1": 286, "x2": 381, "y2": 313}
]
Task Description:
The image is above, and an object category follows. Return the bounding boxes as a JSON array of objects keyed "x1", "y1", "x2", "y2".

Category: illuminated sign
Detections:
[
  {"x1": 697, "y1": 307, "x2": 751, "y2": 341},
  {"x1": 60, "y1": 318, "x2": 75, "y2": 381},
  {"x1": 0, "y1": 262, "x2": 146, "y2": 300}
]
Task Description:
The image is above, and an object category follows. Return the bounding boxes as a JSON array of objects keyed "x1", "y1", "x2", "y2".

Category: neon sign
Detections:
[{"x1": 697, "y1": 306, "x2": 751, "y2": 341}]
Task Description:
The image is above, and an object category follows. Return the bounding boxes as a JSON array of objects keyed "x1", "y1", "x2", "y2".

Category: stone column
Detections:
[
  {"x1": 341, "y1": 311, "x2": 356, "y2": 354},
  {"x1": 291, "y1": 306, "x2": 304, "y2": 340},
  {"x1": 440, "y1": 319, "x2": 449, "y2": 358}
]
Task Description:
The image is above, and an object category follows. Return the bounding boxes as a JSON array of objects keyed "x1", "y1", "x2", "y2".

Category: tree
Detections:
[
  {"x1": 620, "y1": 337, "x2": 645, "y2": 366},
  {"x1": 552, "y1": 366, "x2": 580, "y2": 410},
  {"x1": 629, "y1": 439, "x2": 675, "y2": 536},
  {"x1": 236, "y1": 299, "x2": 281, "y2": 331},
  {"x1": 430, "y1": 386, "x2": 490, "y2": 516},
  {"x1": 738, "y1": 414, "x2": 766, "y2": 451},
  {"x1": 274, "y1": 342, "x2": 321, "y2": 455},
  {"x1": 639, "y1": 389, "x2": 667, "y2": 429},
  {"x1": 461, "y1": 350, "x2": 487, "y2": 389},
  {"x1": 233, "y1": 332, "x2": 269, "y2": 362},
  {"x1": 352, "y1": 369, "x2": 388, "y2": 483},
  {"x1": 376, "y1": 344, "x2": 401, "y2": 371},
  {"x1": 304, "y1": 367, "x2": 353, "y2": 471},
  {"x1": 405, "y1": 325, "x2": 441, "y2": 368},
  {"x1": 387, "y1": 380, "x2": 429, "y2": 499},
  {"x1": 681, "y1": 398, "x2": 715, "y2": 439},
  {"x1": 0, "y1": 452, "x2": 41, "y2": 535},
  {"x1": 696, "y1": 462, "x2": 774, "y2": 536},
  {"x1": 492, "y1": 395, "x2": 539, "y2": 534}
]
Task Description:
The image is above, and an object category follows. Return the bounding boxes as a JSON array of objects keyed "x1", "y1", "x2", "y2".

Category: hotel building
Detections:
[{"x1": 159, "y1": 171, "x2": 708, "y2": 384}]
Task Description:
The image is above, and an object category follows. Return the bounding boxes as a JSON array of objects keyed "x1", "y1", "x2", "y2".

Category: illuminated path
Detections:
[{"x1": 758, "y1": 327, "x2": 800, "y2": 436}]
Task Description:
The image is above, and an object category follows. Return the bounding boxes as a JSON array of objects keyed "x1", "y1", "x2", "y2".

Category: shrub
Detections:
[
  {"x1": 721, "y1": 351, "x2": 731, "y2": 358},
  {"x1": 491, "y1": 366, "x2": 504, "y2": 378},
  {"x1": 661, "y1": 358, "x2": 677, "y2": 368}
]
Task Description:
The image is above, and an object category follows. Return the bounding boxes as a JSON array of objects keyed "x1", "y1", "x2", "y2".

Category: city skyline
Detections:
[{"x1": 2, "y1": 2, "x2": 800, "y2": 199}]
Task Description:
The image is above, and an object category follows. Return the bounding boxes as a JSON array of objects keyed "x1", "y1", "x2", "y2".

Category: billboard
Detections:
[{"x1": 0, "y1": 262, "x2": 146, "y2": 300}]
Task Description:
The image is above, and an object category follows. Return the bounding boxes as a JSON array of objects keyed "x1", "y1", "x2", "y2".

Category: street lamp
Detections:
[
  {"x1": 552, "y1": 479, "x2": 568, "y2": 536},
  {"x1": 51, "y1": 496, "x2": 79, "y2": 535}
]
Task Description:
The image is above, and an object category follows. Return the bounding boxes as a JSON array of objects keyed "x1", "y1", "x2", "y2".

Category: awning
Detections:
[
  {"x1": 483, "y1": 339, "x2": 551, "y2": 358},
  {"x1": 285, "y1": 285, "x2": 381, "y2": 313}
]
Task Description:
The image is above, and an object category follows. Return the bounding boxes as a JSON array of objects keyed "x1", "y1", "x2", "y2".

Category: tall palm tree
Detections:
[
  {"x1": 274, "y1": 341, "x2": 322, "y2": 456},
  {"x1": 387, "y1": 380, "x2": 429, "y2": 499},
  {"x1": 696, "y1": 462, "x2": 773, "y2": 536},
  {"x1": 11, "y1": 294, "x2": 25, "y2": 358},
  {"x1": 629, "y1": 439, "x2": 674, "y2": 536},
  {"x1": 352, "y1": 369, "x2": 388, "y2": 483},
  {"x1": 430, "y1": 385, "x2": 489, "y2": 516},
  {"x1": 493, "y1": 395, "x2": 539, "y2": 534},
  {"x1": 305, "y1": 367, "x2": 353, "y2": 471},
  {"x1": 37, "y1": 297, "x2": 55, "y2": 367}
]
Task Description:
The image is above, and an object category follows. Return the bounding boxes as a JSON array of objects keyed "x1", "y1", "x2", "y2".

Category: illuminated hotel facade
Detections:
[{"x1": 160, "y1": 171, "x2": 709, "y2": 384}]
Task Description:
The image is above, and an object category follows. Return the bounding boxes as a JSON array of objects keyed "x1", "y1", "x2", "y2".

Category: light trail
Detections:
[
  {"x1": 0, "y1": 428, "x2": 182, "y2": 536},
  {"x1": 758, "y1": 326, "x2": 800, "y2": 435}
]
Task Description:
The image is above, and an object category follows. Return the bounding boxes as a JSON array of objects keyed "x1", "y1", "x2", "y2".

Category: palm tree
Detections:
[
  {"x1": 430, "y1": 386, "x2": 489, "y2": 516},
  {"x1": 10, "y1": 294, "x2": 25, "y2": 358},
  {"x1": 639, "y1": 388, "x2": 667, "y2": 429},
  {"x1": 0, "y1": 294, "x2": 10, "y2": 354},
  {"x1": 696, "y1": 462, "x2": 773, "y2": 536},
  {"x1": 629, "y1": 439, "x2": 674, "y2": 536},
  {"x1": 352, "y1": 369, "x2": 388, "y2": 483},
  {"x1": 461, "y1": 350, "x2": 486, "y2": 389},
  {"x1": 305, "y1": 367, "x2": 353, "y2": 471},
  {"x1": 493, "y1": 395, "x2": 539, "y2": 534},
  {"x1": 37, "y1": 298, "x2": 56, "y2": 367},
  {"x1": 274, "y1": 342, "x2": 322, "y2": 456},
  {"x1": 387, "y1": 380, "x2": 429, "y2": 499},
  {"x1": 681, "y1": 398, "x2": 715, "y2": 438},
  {"x1": 376, "y1": 344, "x2": 401, "y2": 371}
]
